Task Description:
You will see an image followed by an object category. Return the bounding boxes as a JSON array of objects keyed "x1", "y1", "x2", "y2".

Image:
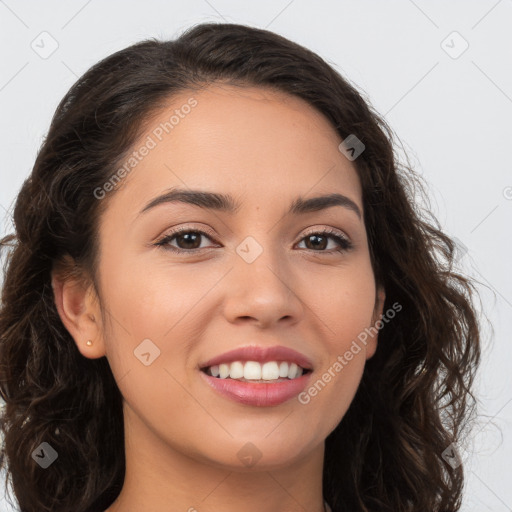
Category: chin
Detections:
[{"x1": 198, "y1": 435, "x2": 315, "y2": 472}]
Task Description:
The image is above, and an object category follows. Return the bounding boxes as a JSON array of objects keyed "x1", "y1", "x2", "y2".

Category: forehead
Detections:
[{"x1": 104, "y1": 83, "x2": 362, "y2": 220}]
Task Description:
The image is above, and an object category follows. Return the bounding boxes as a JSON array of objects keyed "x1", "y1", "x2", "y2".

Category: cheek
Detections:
[
  {"x1": 98, "y1": 251, "x2": 216, "y2": 395},
  {"x1": 313, "y1": 260, "x2": 377, "y2": 344},
  {"x1": 300, "y1": 352, "x2": 365, "y2": 438},
  {"x1": 99, "y1": 249, "x2": 203, "y2": 341},
  {"x1": 99, "y1": 257, "x2": 198, "y2": 433},
  {"x1": 298, "y1": 262, "x2": 376, "y2": 426}
]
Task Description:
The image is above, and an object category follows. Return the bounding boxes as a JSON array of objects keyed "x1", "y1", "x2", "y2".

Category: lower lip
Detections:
[{"x1": 200, "y1": 370, "x2": 312, "y2": 407}]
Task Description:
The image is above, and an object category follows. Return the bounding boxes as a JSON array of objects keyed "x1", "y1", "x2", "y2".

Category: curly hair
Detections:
[{"x1": 0, "y1": 22, "x2": 483, "y2": 512}]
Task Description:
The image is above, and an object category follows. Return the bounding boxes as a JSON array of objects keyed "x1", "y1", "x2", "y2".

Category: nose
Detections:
[{"x1": 221, "y1": 244, "x2": 305, "y2": 329}]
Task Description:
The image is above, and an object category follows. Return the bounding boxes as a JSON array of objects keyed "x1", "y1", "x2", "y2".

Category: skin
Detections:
[{"x1": 52, "y1": 84, "x2": 385, "y2": 512}]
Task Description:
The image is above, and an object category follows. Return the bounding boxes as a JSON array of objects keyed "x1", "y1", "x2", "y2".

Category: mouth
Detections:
[
  {"x1": 198, "y1": 345, "x2": 314, "y2": 406},
  {"x1": 200, "y1": 360, "x2": 312, "y2": 383}
]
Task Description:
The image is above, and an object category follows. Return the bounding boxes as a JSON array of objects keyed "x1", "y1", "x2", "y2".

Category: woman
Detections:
[{"x1": 0, "y1": 22, "x2": 482, "y2": 512}]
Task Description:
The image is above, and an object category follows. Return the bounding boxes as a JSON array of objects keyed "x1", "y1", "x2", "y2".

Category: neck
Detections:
[{"x1": 105, "y1": 405, "x2": 326, "y2": 512}]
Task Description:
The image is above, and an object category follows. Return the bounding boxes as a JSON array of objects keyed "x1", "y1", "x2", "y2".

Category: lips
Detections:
[
  {"x1": 200, "y1": 370, "x2": 311, "y2": 406},
  {"x1": 198, "y1": 345, "x2": 314, "y2": 407}
]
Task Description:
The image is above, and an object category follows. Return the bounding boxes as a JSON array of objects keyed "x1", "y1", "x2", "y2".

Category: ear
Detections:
[
  {"x1": 365, "y1": 285, "x2": 386, "y2": 360},
  {"x1": 51, "y1": 259, "x2": 106, "y2": 360}
]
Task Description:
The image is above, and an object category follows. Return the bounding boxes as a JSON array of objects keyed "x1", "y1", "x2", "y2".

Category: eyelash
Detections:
[{"x1": 154, "y1": 226, "x2": 354, "y2": 255}]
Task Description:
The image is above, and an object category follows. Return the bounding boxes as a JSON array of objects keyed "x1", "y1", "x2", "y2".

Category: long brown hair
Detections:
[{"x1": 0, "y1": 22, "x2": 483, "y2": 512}]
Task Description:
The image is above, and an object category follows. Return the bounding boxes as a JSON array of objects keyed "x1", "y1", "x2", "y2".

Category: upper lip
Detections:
[{"x1": 200, "y1": 345, "x2": 314, "y2": 371}]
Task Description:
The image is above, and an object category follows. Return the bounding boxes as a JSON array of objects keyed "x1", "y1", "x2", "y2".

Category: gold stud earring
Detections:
[{"x1": 86, "y1": 340, "x2": 93, "y2": 346}]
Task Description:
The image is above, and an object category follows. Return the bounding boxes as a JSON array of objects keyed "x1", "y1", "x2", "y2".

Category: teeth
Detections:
[
  {"x1": 229, "y1": 361, "x2": 244, "y2": 379},
  {"x1": 261, "y1": 361, "x2": 279, "y2": 380},
  {"x1": 206, "y1": 360, "x2": 307, "y2": 381},
  {"x1": 219, "y1": 363, "x2": 230, "y2": 379},
  {"x1": 244, "y1": 361, "x2": 261, "y2": 380}
]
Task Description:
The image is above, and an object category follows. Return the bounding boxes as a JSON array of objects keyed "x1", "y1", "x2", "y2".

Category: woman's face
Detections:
[{"x1": 81, "y1": 84, "x2": 385, "y2": 470}]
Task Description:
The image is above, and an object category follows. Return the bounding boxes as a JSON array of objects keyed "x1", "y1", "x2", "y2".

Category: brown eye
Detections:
[
  {"x1": 155, "y1": 229, "x2": 217, "y2": 253},
  {"x1": 172, "y1": 232, "x2": 203, "y2": 250},
  {"x1": 303, "y1": 233, "x2": 329, "y2": 250},
  {"x1": 297, "y1": 229, "x2": 353, "y2": 253}
]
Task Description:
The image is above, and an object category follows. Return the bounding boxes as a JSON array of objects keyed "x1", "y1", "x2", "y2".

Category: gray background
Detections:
[{"x1": 0, "y1": 1, "x2": 511, "y2": 510}]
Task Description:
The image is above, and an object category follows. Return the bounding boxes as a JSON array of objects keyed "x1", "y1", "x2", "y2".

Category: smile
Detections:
[{"x1": 202, "y1": 360, "x2": 309, "y2": 381}]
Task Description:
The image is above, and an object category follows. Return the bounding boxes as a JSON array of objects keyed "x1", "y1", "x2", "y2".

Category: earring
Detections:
[{"x1": 86, "y1": 340, "x2": 93, "y2": 346}]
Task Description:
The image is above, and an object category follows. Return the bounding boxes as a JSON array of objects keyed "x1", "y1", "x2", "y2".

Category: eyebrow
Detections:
[{"x1": 139, "y1": 188, "x2": 362, "y2": 220}]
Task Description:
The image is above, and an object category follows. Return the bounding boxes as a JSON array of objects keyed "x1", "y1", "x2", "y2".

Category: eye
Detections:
[
  {"x1": 154, "y1": 226, "x2": 354, "y2": 254},
  {"x1": 296, "y1": 228, "x2": 354, "y2": 253},
  {"x1": 154, "y1": 227, "x2": 217, "y2": 253}
]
